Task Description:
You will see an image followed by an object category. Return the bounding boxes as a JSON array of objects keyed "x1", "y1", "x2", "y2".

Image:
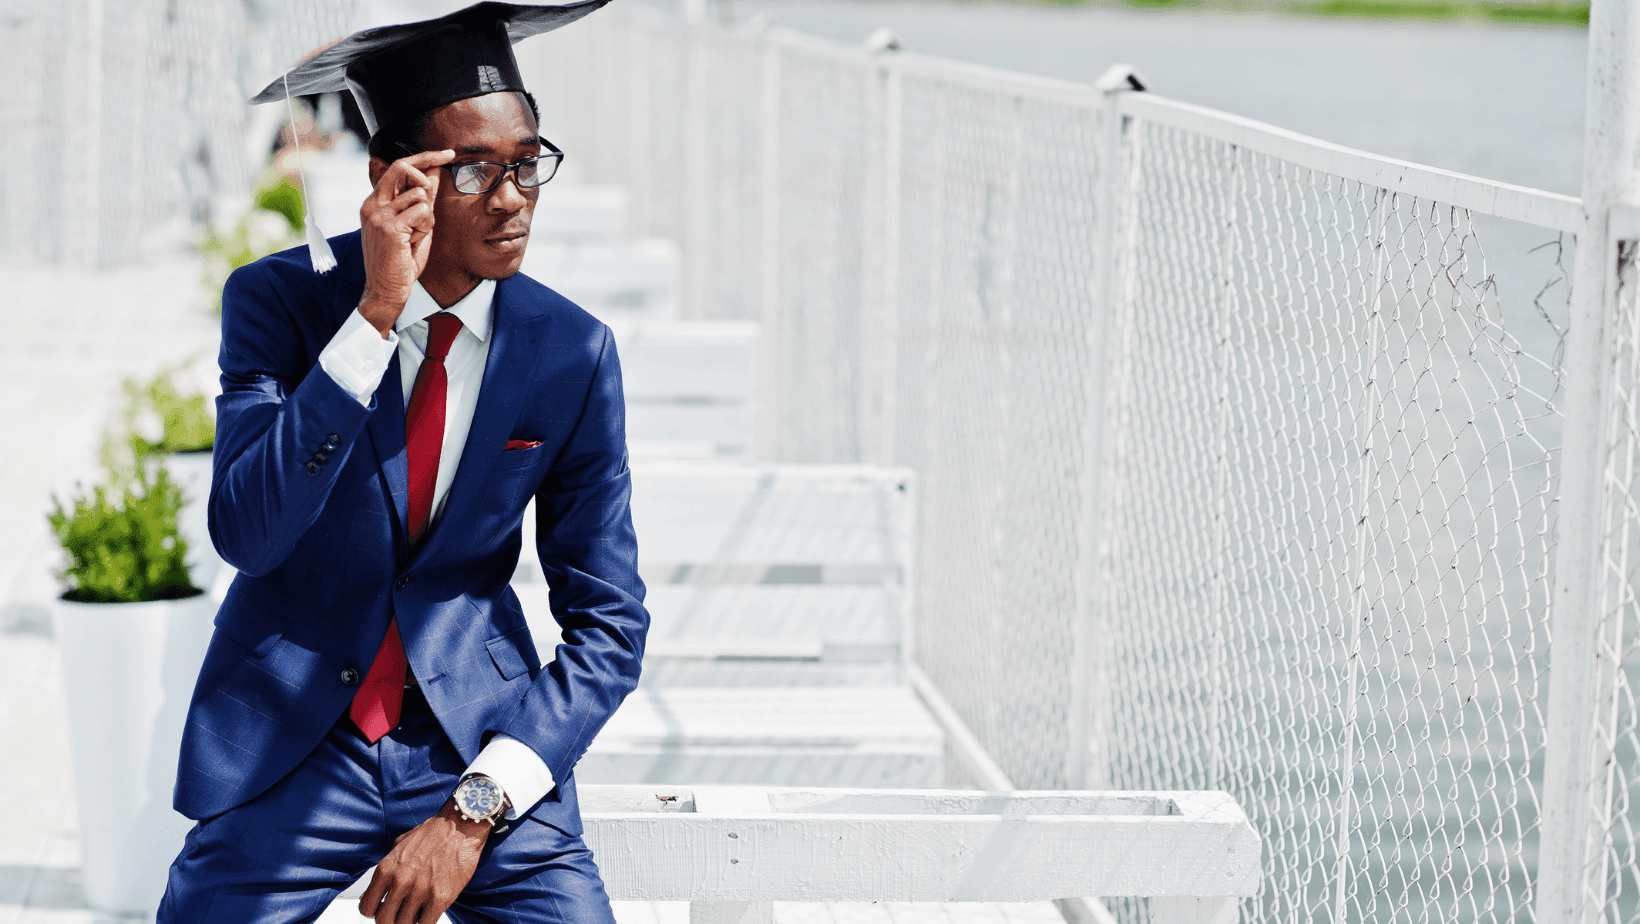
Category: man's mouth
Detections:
[{"x1": 486, "y1": 231, "x2": 528, "y2": 252}]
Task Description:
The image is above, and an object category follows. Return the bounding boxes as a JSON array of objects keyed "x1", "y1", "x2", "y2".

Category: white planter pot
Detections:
[
  {"x1": 159, "y1": 450, "x2": 221, "y2": 592},
  {"x1": 53, "y1": 593, "x2": 216, "y2": 913}
]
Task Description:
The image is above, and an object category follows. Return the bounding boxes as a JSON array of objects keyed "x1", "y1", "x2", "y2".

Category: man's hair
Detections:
[{"x1": 366, "y1": 90, "x2": 541, "y2": 162}]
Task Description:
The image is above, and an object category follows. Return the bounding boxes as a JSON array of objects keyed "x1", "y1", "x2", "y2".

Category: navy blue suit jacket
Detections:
[{"x1": 175, "y1": 231, "x2": 648, "y2": 836}]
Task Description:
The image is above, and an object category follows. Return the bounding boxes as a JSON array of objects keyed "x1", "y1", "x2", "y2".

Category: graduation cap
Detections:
[{"x1": 251, "y1": 1, "x2": 609, "y2": 272}]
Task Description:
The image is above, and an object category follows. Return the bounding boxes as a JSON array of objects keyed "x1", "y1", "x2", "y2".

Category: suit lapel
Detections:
[
  {"x1": 365, "y1": 352, "x2": 412, "y2": 562},
  {"x1": 329, "y1": 233, "x2": 413, "y2": 562},
  {"x1": 414, "y1": 275, "x2": 547, "y2": 564}
]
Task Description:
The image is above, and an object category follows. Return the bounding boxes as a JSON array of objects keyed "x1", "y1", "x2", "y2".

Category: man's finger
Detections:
[
  {"x1": 359, "y1": 867, "x2": 390, "y2": 918},
  {"x1": 375, "y1": 880, "x2": 408, "y2": 924},
  {"x1": 395, "y1": 204, "x2": 435, "y2": 237},
  {"x1": 384, "y1": 186, "x2": 430, "y2": 215},
  {"x1": 420, "y1": 896, "x2": 455, "y2": 924},
  {"x1": 373, "y1": 162, "x2": 432, "y2": 207},
  {"x1": 423, "y1": 161, "x2": 442, "y2": 201},
  {"x1": 372, "y1": 149, "x2": 449, "y2": 202},
  {"x1": 393, "y1": 149, "x2": 454, "y2": 198},
  {"x1": 369, "y1": 202, "x2": 433, "y2": 242},
  {"x1": 392, "y1": 886, "x2": 429, "y2": 924},
  {"x1": 398, "y1": 148, "x2": 456, "y2": 172}
]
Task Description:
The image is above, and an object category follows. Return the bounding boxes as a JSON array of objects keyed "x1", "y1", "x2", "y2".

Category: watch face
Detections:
[{"x1": 460, "y1": 777, "x2": 503, "y2": 817}]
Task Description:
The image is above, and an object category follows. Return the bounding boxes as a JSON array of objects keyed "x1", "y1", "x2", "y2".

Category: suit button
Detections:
[
  {"x1": 306, "y1": 461, "x2": 321, "y2": 475},
  {"x1": 395, "y1": 576, "x2": 410, "y2": 590},
  {"x1": 340, "y1": 668, "x2": 360, "y2": 686},
  {"x1": 327, "y1": 434, "x2": 339, "y2": 443}
]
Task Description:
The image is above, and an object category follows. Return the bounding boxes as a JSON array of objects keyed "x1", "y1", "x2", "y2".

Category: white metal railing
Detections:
[
  {"x1": 581, "y1": 784, "x2": 1262, "y2": 924},
  {"x1": 1114, "y1": 93, "x2": 1582, "y2": 234},
  {"x1": 523, "y1": 7, "x2": 1640, "y2": 924}
]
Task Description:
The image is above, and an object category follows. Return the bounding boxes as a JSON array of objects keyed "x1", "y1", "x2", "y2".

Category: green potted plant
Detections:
[
  {"x1": 119, "y1": 365, "x2": 219, "y2": 589},
  {"x1": 48, "y1": 438, "x2": 213, "y2": 915}
]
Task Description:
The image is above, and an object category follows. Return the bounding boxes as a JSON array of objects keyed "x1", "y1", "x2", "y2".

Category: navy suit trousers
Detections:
[{"x1": 157, "y1": 687, "x2": 616, "y2": 924}]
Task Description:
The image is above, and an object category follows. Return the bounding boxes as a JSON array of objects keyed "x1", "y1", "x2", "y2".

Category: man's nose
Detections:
[{"x1": 488, "y1": 172, "x2": 530, "y2": 211}]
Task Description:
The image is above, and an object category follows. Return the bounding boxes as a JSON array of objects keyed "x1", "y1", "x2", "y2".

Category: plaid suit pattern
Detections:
[{"x1": 176, "y1": 231, "x2": 648, "y2": 840}]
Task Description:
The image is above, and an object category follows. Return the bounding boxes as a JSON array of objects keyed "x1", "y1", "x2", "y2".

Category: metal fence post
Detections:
[
  {"x1": 75, "y1": 0, "x2": 104, "y2": 268},
  {"x1": 627, "y1": 24, "x2": 653, "y2": 238},
  {"x1": 681, "y1": 1, "x2": 711, "y2": 319},
  {"x1": 1068, "y1": 64, "x2": 1145, "y2": 791},
  {"x1": 861, "y1": 30, "x2": 903, "y2": 467},
  {"x1": 751, "y1": 26, "x2": 782, "y2": 463},
  {"x1": 1536, "y1": 0, "x2": 1640, "y2": 919}
]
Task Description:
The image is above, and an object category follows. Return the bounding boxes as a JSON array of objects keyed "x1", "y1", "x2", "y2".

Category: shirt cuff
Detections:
[
  {"x1": 317, "y1": 309, "x2": 397, "y2": 407},
  {"x1": 464, "y1": 735, "x2": 556, "y2": 820}
]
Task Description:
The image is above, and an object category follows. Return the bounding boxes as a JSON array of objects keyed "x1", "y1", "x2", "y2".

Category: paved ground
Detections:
[
  {"x1": 0, "y1": 255, "x2": 220, "y2": 637},
  {"x1": 0, "y1": 253, "x2": 217, "y2": 924}
]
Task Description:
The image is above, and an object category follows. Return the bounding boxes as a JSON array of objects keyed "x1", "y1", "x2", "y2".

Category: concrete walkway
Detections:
[{"x1": 0, "y1": 254, "x2": 217, "y2": 924}]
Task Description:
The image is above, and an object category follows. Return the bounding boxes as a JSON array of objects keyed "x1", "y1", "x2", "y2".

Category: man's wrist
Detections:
[
  {"x1": 438, "y1": 798, "x2": 494, "y2": 838},
  {"x1": 358, "y1": 288, "x2": 405, "y2": 337},
  {"x1": 450, "y1": 773, "x2": 511, "y2": 828}
]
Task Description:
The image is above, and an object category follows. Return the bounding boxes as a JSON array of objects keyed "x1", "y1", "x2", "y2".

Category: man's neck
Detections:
[{"x1": 419, "y1": 267, "x2": 483, "y2": 308}]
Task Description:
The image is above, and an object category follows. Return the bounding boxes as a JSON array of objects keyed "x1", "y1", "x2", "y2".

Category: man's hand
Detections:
[
  {"x1": 358, "y1": 150, "x2": 457, "y2": 337},
  {"x1": 358, "y1": 799, "x2": 489, "y2": 924}
]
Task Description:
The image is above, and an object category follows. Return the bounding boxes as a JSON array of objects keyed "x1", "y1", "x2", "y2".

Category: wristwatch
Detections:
[{"x1": 451, "y1": 773, "x2": 510, "y2": 826}]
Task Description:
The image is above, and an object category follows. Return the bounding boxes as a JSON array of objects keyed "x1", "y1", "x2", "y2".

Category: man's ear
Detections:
[{"x1": 368, "y1": 157, "x2": 390, "y2": 190}]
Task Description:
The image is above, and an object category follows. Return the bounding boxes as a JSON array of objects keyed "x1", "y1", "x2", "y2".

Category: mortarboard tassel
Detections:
[{"x1": 283, "y1": 73, "x2": 336, "y2": 274}]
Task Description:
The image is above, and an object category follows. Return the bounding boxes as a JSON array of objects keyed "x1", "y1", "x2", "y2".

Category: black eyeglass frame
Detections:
[{"x1": 393, "y1": 139, "x2": 565, "y2": 194}]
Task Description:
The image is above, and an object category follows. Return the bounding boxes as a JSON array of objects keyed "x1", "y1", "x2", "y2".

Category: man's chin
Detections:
[{"x1": 469, "y1": 250, "x2": 528, "y2": 281}]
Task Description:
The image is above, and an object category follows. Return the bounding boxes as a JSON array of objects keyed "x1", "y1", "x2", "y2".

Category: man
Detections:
[{"x1": 158, "y1": 4, "x2": 646, "y2": 923}]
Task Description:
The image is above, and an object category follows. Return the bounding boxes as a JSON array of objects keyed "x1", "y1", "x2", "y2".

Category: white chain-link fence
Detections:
[
  {"x1": 1096, "y1": 116, "x2": 1571, "y2": 924},
  {"x1": 526, "y1": 7, "x2": 1626, "y2": 923},
  {"x1": 0, "y1": 0, "x2": 361, "y2": 266}
]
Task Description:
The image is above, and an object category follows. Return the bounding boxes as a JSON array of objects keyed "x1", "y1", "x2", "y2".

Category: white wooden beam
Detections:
[
  {"x1": 1149, "y1": 896, "x2": 1239, "y2": 924},
  {"x1": 582, "y1": 786, "x2": 1262, "y2": 903},
  {"x1": 690, "y1": 902, "x2": 773, "y2": 924}
]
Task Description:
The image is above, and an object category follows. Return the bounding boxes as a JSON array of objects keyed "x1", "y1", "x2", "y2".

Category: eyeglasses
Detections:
[{"x1": 394, "y1": 139, "x2": 564, "y2": 194}]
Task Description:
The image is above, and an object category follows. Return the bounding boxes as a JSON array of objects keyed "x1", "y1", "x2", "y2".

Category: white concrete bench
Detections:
[
  {"x1": 628, "y1": 463, "x2": 914, "y2": 579},
  {"x1": 521, "y1": 238, "x2": 682, "y2": 321},
  {"x1": 513, "y1": 464, "x2": 936, "y2": 787},
  {"x1": 581, "y1": 785, "x2": 1262, "y2": 924},
  {"x1": 530, "y1": 182, "x2": 632, "y2": 240},
  {"x1": 575, "y1": 686, "x2": 942, "y2": 787},
  {"x1": 517, "y1": 464, "x2": 914, "y2": 682},
  {"x1": 631, "y1": 585, "x2": 902, "y2": 687},
  {"x1": 612, "y1": 322, "x2": 757, "y2": 460}
]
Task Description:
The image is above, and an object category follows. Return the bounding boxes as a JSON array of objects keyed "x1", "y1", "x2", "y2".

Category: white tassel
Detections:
[
  {"x1": 284, "y1": 73, "x2": 335, "y2": 274},
  {"x1": 305, "y1": 215, "x2": 337, "y2": 273}
]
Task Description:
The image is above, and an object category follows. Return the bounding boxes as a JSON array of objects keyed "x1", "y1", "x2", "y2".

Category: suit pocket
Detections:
[
  {"x1": 487, "y1": 625, "x2": 535, "y2": 680},
  {"x1": 494, "y1": 443, "x2": 546, "y2": 471},
  {"x1": 213, "y1": 587, "x2": 291, "y2": 658}
]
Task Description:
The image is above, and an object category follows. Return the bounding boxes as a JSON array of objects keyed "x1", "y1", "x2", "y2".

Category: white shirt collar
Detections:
[{"x1": 395, "y1": 279, "x2": 496, "y2": 342}]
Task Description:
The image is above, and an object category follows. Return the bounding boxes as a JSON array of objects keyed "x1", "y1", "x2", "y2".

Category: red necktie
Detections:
[{"x1": 351, "y1": 312, "x2": 463, "y2": 743}]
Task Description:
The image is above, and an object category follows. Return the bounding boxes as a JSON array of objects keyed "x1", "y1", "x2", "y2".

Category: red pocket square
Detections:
[{"x1": 504, "y1": 440, "x2": 542, "y2": 450}]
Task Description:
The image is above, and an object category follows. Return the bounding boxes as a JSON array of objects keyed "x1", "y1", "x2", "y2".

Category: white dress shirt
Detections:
[{"x1": 318, "y1": 279, "x2": 554, "y2": 820}]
